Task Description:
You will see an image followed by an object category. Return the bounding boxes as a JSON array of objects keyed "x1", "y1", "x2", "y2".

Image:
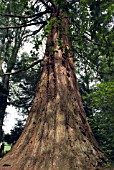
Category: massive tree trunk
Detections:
[{"x1": 0, "y1": 7, "x2": 108, "y2": 170}]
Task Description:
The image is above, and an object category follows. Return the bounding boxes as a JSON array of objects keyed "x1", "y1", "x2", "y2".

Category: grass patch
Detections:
[
  {"x1": 0, "y1": 142, "x2": 11, "y2": 154},
  {"x1": 4, "y1": 144, "x2": 11, "y2": 153}
]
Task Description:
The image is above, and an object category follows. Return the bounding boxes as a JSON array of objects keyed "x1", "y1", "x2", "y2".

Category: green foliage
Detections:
[
  {"x1": 84, "y1": 82, "x2": 114, "y2": 160},
  {"x1": 44, "y1": 17, "x2": 56, "y2": 36},
  {"x1": 86, "y1": 82, "x2": 114, "y2": 110}
]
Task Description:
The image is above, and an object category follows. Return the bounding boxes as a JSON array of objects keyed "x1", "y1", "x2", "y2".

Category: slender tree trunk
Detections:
[
  {"x1": 0, "y1": 7, "x2": 108, "y2": 170},
  {"x1": 0, "y1": 28, "x2": 23, "y2": 142},
  {"x1": 0, "y1": 75, "x2": 9, "y2": 142}
]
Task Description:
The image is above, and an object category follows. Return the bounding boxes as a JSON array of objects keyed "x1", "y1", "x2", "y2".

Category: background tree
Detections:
[
  {"x1": 0, "y1": 0, "x2": 46, "y2": 141},
  {"x1": 0, "y1": 0, "x2": 28, "y2": 141}
]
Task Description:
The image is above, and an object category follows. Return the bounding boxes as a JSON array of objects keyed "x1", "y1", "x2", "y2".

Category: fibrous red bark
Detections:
[{"x1": 0, "y1": 7, "x2": 108, "y2": 170}]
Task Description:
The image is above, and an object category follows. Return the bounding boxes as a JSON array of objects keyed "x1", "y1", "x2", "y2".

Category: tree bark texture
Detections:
[{"x1": 0, "y1": 8, "x2": 108, "y2": 170}]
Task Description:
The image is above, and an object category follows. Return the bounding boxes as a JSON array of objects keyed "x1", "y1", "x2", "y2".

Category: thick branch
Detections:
[
  {"x1": 0, "y1": 9, "x2": 51, "y2": 19},
  {"x1": 0, "y1": 59, "x2": 43, "y2": 76},
  {"x1": 17, "y1": 15, "x2": 43, "y2": 28},
  {"x1": 23, "y1": 22, "x2": 47, "y2": 39},
  {"x1": 0, "y1": 21, "x2": 47, "y2": 29}
]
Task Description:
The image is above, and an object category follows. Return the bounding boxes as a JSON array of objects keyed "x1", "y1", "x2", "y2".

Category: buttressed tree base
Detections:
[{"x1": 0, "y1": 5, "x2": 108, "y2": 170}]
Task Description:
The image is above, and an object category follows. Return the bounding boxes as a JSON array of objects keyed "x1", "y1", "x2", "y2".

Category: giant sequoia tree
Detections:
[{"x1": 0, "y1": 0, "x2": 111, "y2": 169}]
